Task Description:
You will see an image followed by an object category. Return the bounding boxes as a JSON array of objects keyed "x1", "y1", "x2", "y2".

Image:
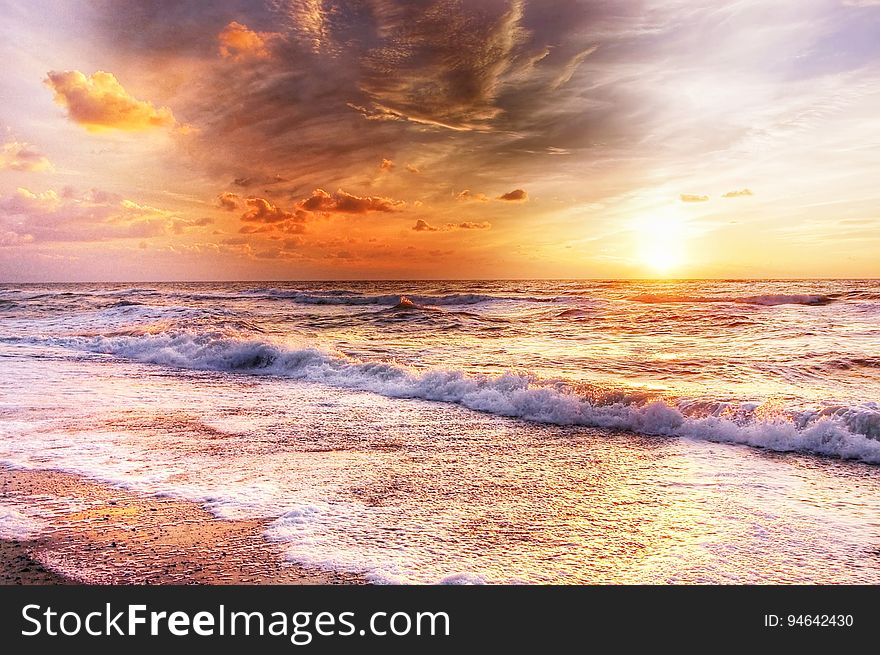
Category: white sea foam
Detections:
[
  {"x1": 35, "y1": 331, "x2": 880, "y2": 464},
  {"x1": 0, "y1": 504, "x2": 46, "y2": 540}
]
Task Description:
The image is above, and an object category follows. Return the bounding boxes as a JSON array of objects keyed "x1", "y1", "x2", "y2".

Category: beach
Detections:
[{"x1": 1, "y1": 467, "x2": 360, "y2": 585}]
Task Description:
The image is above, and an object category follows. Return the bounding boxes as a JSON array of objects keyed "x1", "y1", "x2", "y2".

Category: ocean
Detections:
[{"x1": 2, "y1": 279, "x2": 880, "y2": 583}]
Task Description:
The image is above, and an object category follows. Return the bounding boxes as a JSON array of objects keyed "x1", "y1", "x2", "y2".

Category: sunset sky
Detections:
[{"x1": 1, "y1": 0, "x2": 879, "y2": 281}]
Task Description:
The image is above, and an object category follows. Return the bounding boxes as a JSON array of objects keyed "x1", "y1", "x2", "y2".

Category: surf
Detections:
[{"x1": 21, "y1": 329, "x2": 880, "y2": 465}]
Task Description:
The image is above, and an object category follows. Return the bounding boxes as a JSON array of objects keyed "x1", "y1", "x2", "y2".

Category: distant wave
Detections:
[
  {"x1": 389, "y1": 295, "x2": 432, "y2": 311},
  {"x1": 556, "y1": 308, "x2": 591, "y2": 319},
  {"x1": 737, "y1": 294, "x2": 833, "y2": 306},
  {"x1": 631, "y1": 293, "x2": 834, "y2": 306},
  {"x1": 29, "y1": 330, "x2": 880, "y2": 464},
  {"x1": 0, "y1": 286, "x2": 557, "y2": 308},
  {"x1": 155, "y1": 290, "x2": 557, "y2": 306},
  {"x1": 270, "y1": 291, "x2": 555, "y2": 306}
]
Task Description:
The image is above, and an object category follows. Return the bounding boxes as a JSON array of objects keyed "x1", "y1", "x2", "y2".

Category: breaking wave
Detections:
[{"x1": 30, "y1": 330, "x2": 880, "y2": 464}]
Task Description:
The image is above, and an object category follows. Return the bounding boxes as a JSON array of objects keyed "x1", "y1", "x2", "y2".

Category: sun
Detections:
[
  {"x1": 641, "y1": 243, "x2": 683, "y2": 273},
  {"x1": 635, "y1": 209, "x2": 687, "y2": 274}
]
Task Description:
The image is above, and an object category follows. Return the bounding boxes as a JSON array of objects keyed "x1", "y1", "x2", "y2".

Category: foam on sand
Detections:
[{"x1": 0, "y1": 504, "x2": 46, "y2": 540}]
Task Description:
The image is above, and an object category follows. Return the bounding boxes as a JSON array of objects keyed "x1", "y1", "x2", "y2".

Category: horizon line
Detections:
[{"x1": 3, "y1": 277, "x2": 879, "y2": 284}]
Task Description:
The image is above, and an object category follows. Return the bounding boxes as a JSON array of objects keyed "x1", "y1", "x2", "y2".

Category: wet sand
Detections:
[{"x1": 0, "y1": 466, "x2": 364, "y2": 585}]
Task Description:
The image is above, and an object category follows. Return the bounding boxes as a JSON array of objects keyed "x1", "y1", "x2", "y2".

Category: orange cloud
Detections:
[
  {"x1": 412, "y1": 219, "x2": 491, "y2": 232},
  {"x1": 241, "y1": 197, "x2": 308, "y2": 224},
  {"x1": 680, "y1": 193, "x2": 709, "y2": 203},
  {"x1": 171, "y1": 216, "x2": 214, "y2": 234},
  {"x1": 218, "y1": 192, "x2": 242, "y2": 211},
  {"x1": 722, "y1": 189, "x2": 754, "y2": 198},
  {"x1": 413, "y1": 219, "x2": 439, "y2": 232},
  {"x1": 218, "y1": 21, "x2": 276, "y2": 61},
  {"x1": 1, "y1": 141, "x2": 52, "y2": 172},
  {"x1": 456, "y1": 190, "x2": 489, "y2": 202},
  {"x1": 405, "y1": 164, "x2": 421, "y2": 174},
  {"x1": 498, "y1": 188, "x2": 528, "y2": 202},
  {"x1": 239, "y1": 224, "x2": 275, "y2": 234},
  {"x1": 379, "y1": 158, "x2": 395, "y2": 172},
  {"x1": 45, "y1": 70, "x2": 176, "y2": 132},
  {"x1": 299, "y1": 188, "x2": 405, "y2": 214}
]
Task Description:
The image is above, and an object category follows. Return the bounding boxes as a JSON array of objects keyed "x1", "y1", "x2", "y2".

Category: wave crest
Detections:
[{"x1": 32, "y1": 331, "x2": 880, "y2": 464}]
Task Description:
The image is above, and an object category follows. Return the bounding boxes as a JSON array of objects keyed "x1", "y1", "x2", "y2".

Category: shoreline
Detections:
[{"x1": 0, "y1": 466, "x2": 364, "y2": 585}]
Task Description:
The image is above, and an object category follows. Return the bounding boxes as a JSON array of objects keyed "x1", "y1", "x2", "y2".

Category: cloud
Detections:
[
  {"x1": 85, "y1": 1, "x2": 643, "y2": 209},
  {"x1": 357, "y1": 0, "x2": 531, "y2": 131},
  {"x1": 379, "y1": 158, "x2": 395, "y2": 172},
  {"x1": 241, "y1": 197, "x2": 307, "y2": 224},
  {"x1": 233, "y1": 175, "x2": 286, "y2": 188},
  {"x1": 456, "y1": 190, "x2": 489, "y2": 202},
  {"x1": 722, "y1": 189, "x2": 754, "y2": 198},
  {"x1": 0, "y1": 187, "x2": 180, "y2": 243},
  {"x1": 498, "y1": 188, "x2": 528, "y2": 202},
  {"x1": 218, "y1": 21, "x2": 277, "y2": 61},
  {"x1": 171, "y1": 216, "x2": 214, "y2": 234},
  {"x1": 412, "y1": 219, "x2": 491, "y2": 232},
  {"x1": 299, "y1": 188, "x2": 405, "y2": 214},
  {"x1": 0, "y1": 141, "x2": 52, "y2": 172},
  {"x1": 0, "y1": 230, "x2": 36, "y2": 246},
  {"x1": 238, "y1": 224, "x2": 274, "y2": 234},
  {"x1": 412, "y1": 219, "x2": 439, "y2": 232},
  {"x1": 217, "y1": 192, "x2": 242, "y2": 210},
  {"x1": 405, "y1": 164, "x2": 421, "y2": 174},
  {"x1": 680, "y1": 194, "x2": 710, "y2": 203},
  {"x1": 45, "y1": 70, "x2": 176, "y2": 131},
  {"x1": 551, "y1": 46, "x2": 599, "y2": 90}
]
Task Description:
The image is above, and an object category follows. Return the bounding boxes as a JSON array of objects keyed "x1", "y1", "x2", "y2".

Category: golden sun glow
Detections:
[{"x1": 635, "y1": 210, "x2": 687, "y2": 274}]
